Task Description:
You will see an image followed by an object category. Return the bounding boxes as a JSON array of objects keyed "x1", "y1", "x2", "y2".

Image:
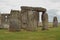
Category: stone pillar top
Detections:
[
  {"x1": 10, "y1": 10, "x2": 20, "y2": 12},
  {"x1": 21, "y1": 6, "x2": 46, "y2": 12},
  {"x1": 10, "y1": 10, "x2": 20, "y2": 15},
  {"x1": 1, "y1": 13, "x2": 10, "y2": 16}
]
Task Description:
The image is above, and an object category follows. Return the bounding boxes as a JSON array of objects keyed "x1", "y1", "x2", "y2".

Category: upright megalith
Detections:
[
  {"x1": 26, "y1": 11, "x2": 38, "y2": 31},
  {"x1": 21, "y1": 6, "x2": 39, "y2": 31},
  {"x1": 53, "y1": 16, "x2": 58, "y2": 27},
  {"x1": 0, "y1": 14, "x2": 2, "y2": 28},
  {"x1": 41, "y1": 12, "x2": 48, "y2": 30},
  {"x1": 21, "y1": 10, "x2": 28, "y2": 29},
  {"x1": 9, "y1": 10, "x2": 21, "y2": 32}
]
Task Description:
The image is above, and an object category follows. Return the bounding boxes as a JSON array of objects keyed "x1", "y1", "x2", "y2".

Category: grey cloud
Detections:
[
  {"x1": 0, "y1": 0, "x2": 20, "y2": 6},
  {"x1": 49, "y1": 0, "x2": 60, "y2": 2},
  {"x1": 47, "y1": 9, "x2": 58, "y2": 15},
  {"x1": 0, "y1": 0, "x2": 20, "y2": 13},
  {"x1": 47, "y1": 9, "x2": 60, "y2": 22}
]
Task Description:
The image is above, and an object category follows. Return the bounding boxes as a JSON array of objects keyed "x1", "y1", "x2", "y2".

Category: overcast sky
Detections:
[{"x1": 0, "y1": 0, "x2": 60, "y2": 22}]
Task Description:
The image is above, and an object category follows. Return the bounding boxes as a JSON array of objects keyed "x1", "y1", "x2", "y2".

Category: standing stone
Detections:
[
  {"x1": 21, "y1": 10, "x2": 38, "y2": 31},
  {"x1": 0, "y1": 14, "x2": 2, "y2": 28},
  {"x1": 9, "y1": 19, "x2": 20, "y2": 31},
  {"x1": 33, "y1": 11, "x2": 38, "y2": 29},
  {"x1": 41, "y1": 12, "x2": 48, "y2": 30},
  {"x1": 9, "y1": 10, "x2": 21, "y2": 32},
  {"x1": 26, "y1": 11, "x2": 37, "y2": 31},
  {"x1": 21, "y1": 10, "x2": 28, "y2": 29},
  {"x1": 53, "y1": 16, "x2": 58, "y2": 27}
]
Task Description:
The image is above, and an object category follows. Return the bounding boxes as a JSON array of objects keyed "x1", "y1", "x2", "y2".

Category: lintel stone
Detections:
[{"x1": 21, "y1": 6, "x2": 46, "y2": 12}]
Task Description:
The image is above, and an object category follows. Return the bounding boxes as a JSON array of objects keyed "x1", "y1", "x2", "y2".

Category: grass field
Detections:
[{"x1": 0, "y1": 23, "x2": 60, "y2": 40}]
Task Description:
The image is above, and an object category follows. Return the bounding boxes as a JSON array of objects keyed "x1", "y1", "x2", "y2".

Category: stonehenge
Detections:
[
  {"x1": 0, "y1": 6, "x2": 49, "y2": 31},
  {"x1": 21, "y1": 6, "x2": 47, "y2": 31}
]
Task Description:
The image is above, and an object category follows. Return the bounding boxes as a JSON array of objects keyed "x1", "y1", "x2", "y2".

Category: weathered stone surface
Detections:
[
  {"x1": 21, "y1": 10, "x2": 28, "y2": 29},
  {"x1": 53, "y1": 16, "x2": 58, "y2": 27},
  {"x1": 1, "y1": 14, "x2": 10, "y2": 28},
  {"x1": 41, "y1": 12, "x2": 48, "y2": 30},
  {"x1": 33, "y1": 11, "x2": 38, "y2": 30},
  {"x1": 26, "y1": 11, "x2": 38, "y2": 31},
  {"x1": 9, "y1": 19, "x2": 20, "y2": 32},
  {"x1": 21, "y1": 6, "x2": 46, "y2": 12},
  {"x1": 1, "y1": 14, "x2": 10, "y2": 23},
  {"x1": 21, "y1": 10, "x2": 38, "y2": 31},
  {"x1": 0, "y1": 14, "x2": 2, "y2": 28},
  {"x1": 9, "y1": 10, "x2": 21, "y2": 32}
]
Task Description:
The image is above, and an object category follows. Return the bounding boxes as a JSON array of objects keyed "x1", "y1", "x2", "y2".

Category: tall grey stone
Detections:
[
  {"x1": 41, "y1": 12, "x2": 48, "y2": 30},
  {"x1": 26, "y1": 11, "x2": 37, "y2": 31},
  {"x1": 53, "y1": 16, "x2": 58, "y2": 27},
  {"x1": 9, "y1": 10, "x2": 21, "y2": 32}
]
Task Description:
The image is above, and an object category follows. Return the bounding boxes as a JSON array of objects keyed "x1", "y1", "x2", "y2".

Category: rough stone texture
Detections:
[
  {"x1": 33, "y1": 11, "x2": 39, "y2": 27},
  {"x1": 41, "y1": 12, "x2": 48, "y2": 30},
  {"x1": 0, "y1": 14, "x2": 2, "y2": 28},
  {"x1": 9, "y1": 19, "x2": 20, "y2": 32},
  {"x1": 1, "y1": 14, "x2": 10, "y2": 28},
  {"x1": 21, "y1": 6, "x2": 46, "y2": 12},
  {"x1": 1, "y1": 14, "x2": 10, "y2": 23},
  {"x1": 21, "y1": 10, "x2": 38, "y2": 31},
  {"x1": 53, "y1": 16, "x2": 58, "y2": 27},
  {"x1": 26, "y1": 11, "x2": 37, "y2": 31},
  {"x1": 21, "y1": 10, "x2": 28, "y2": 29},
  {"x1": 9, "y1": 10, "x2": 21, "y2": 32}
]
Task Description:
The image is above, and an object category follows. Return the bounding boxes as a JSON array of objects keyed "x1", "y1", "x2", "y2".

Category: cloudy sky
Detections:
[{"x1": 0, "y1": 0, "x2": 60, "y2": 22}]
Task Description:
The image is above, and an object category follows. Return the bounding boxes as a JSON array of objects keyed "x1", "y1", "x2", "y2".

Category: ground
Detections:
[{"x1": 0, "y1": 23, "x2": 60, "y2": 40}]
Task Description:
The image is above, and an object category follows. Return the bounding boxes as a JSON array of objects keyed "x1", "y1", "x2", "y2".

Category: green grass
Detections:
[{"x1": 0, "y1": 24, "x2": 60, "y2": 40}]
